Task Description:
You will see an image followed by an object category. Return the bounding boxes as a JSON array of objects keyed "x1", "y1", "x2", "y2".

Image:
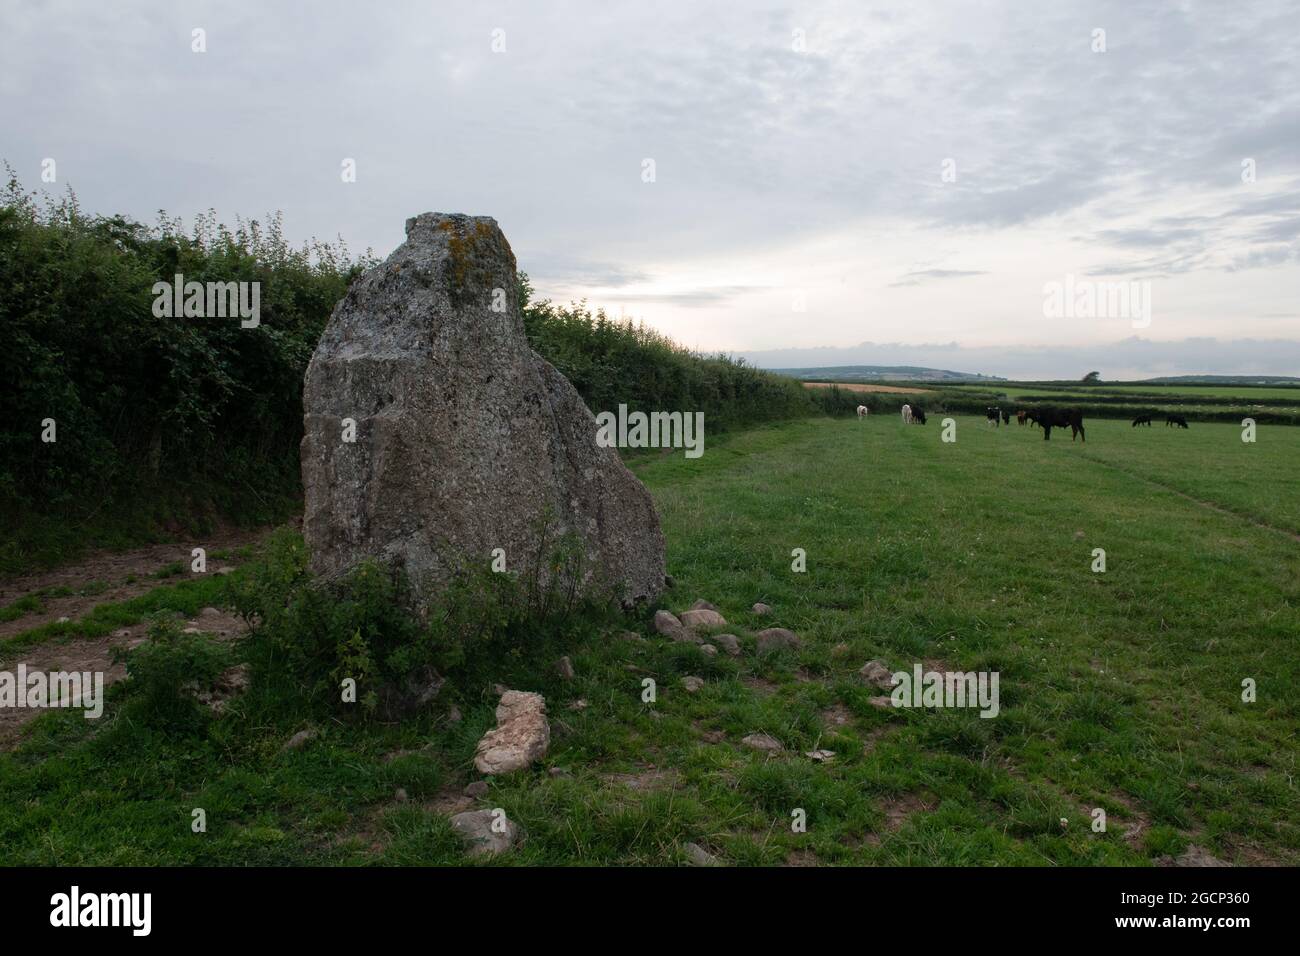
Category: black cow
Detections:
[
  {"x1": 986, "y1": 407, "x2": 1001, "y2": 427},
  {"x1": 1034, "y1": 407, "x2": 1085, "y2": 441},
  {"x1": 911, "y1": 407, "x2": 927, "y2": 424},
  {"x1": 1132, "y1": 415, "x2": 1152, "y2": 427},
  {"x1": 1001, "y1": 409, "x2": 1011, "y2": 425},
  {"x1": 1166, "y1": 415, "x2": 1189, "y2": 429}
]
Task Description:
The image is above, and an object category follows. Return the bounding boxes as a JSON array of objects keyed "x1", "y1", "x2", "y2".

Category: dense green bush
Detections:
[
  {"x1": 224, "y1": 528, "x2": 617, "y2": 720},
  {"x1": 0, "y1": 171, "x2": 371, "y2": 568},
  {"x1": 117, "y1": 616, "x2": 234, "y2": 732}
]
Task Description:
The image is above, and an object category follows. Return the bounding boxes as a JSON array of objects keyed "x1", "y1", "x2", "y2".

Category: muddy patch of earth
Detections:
[
  {"x1": 0, "y1": 608, "x2": 247, "y2": 750},
  {"x1": 0, "y1": 524, "x2": 276, "y2": 640}
]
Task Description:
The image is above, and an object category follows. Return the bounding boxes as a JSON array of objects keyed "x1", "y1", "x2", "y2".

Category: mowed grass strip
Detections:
[{"x1": 0, "y1": 417, "x2": 1295, "y2": 865}]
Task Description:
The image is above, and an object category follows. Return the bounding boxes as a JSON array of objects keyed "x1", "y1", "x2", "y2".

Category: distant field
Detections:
[
  {"x1": 948, "y1": 383, "x2": 1300, "y2": 402},
  {"x1": 803, "y1": 382, "x2": 935, "y2": 395}
]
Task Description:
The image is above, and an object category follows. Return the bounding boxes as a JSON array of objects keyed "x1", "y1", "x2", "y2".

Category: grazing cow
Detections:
[
  {"x1": 1016, "y1": 410, "x2": 1027, "y2": 426},
  {"x1": 901, "y1": 404, "x2": 913, "y2": 424},
  {"x1": 1033, "y1": 407, "x2": 1085, "y2": 441},
  {"x1": 1166, "y1": 414, "x2": 1189, "y2": 429},
  {"x1": 986, "y1": 407, "x2": 1001, "y2": 428},
  {"x1": 1132, "y1": 415, "x2": 1152, "y2": 427},
  {"x1": 1002, "y1": 409, "x2": 1011, "y2": 425},
  {"x1": 857, "y1": 404, "x2": 869, "y2": 419},
  {"x1": 911, "y1": 407, "x2": 927, "y2": 425}
]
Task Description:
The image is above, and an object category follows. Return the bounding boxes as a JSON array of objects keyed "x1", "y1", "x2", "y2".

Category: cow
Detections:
[
  {"x1": 1002, "y1": 409, "x2": 1011, "y2": 425},
  {"x1": 857, "y1": 405, "x2": 869, "y2": 419},
  {"x1": 1033, "y1": 407, "x2": 1085, "y2": 441},
  {"x1": 911, "y1": 407, "x2": 927, "y2": 425},
  {"x1": 1166, "y1": 414, "x2": 1189, "y2": 429},
  {"x1": 986, "y1": 407, "x2": 1001, "y2": 427},
  {"x1": 901, "y1": 404, "x2": 913, "y2": 424},
  {"x1": 1132, "y1": 415, "x2": 1152, "y2": 427},
  {"x1": 1016, "y1": 410, "x2": 1027, "y2": 426}
]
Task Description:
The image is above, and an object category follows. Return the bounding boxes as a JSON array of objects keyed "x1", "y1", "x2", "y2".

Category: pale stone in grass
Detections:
[
  {"x1": 700, "y1": 644, "x2": 718, "y2": 657},
  {"x1": 684, "y1": 842, "x2": 722, "y2": 867},
  {"x1": 473, "y1": 690, "x2": 550, "y2": 775},
  {"x1": 712, "y1": 633, "x2": 741, "y2": 656},
  {"x1": 741, "y1": 732, "x2": 784, "y2": 752},
  {"x1": 654, "y1": 609, "x2": 684, "y2": 635},
  {"x1": 681, "y1": 676, "x2": 705, "y2": 693},
  {"x1": 464, "y1": 781, "x2": 489, "y2": 798},
  {"x1": 690, "y1": 599, "x2": 719, "y2": 612},
  {"x1": 681, "y1": 608, "x2": 727, "y2": 630},
  {"x1": 859, "y1": 660, "x2": 897, "y2": 691},
  {"x1": 755, "y1": 627, "x2": 802, "y2": 655},
  {"x1": 301, "y1": 213, "x2": 666, "y2": 613},
  {"x1": 752, "y1": 602, "x2": 772, "y2": 615},
  {"x1": 868, "y1": 695, "x2": 894, "y2": 710},
  {"x1": 284, "y1": 727, "x2": 317, "y2": 751},
  {"x1": 555, "y1": 656, "x2": 575, "y2": 680},
  {"x1": 450, "y1": 809, "x2": 520, "y2": 857}
]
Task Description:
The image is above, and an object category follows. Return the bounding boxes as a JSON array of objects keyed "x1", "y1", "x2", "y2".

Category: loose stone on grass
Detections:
[
  {"x1": 755, "y1": 627, "x2": 801, "y2": 655},
  {"x1": 473, "y1": 690, "x2": 550, "y2": 775}
]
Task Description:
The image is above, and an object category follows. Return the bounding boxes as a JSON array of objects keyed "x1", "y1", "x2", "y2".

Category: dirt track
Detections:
[
  {"x1": 0, "y1": 526, "x2": 274, "y2": 641},
  {"x1": 0, "y1": 525, "x2": 277, "y2": 748}
]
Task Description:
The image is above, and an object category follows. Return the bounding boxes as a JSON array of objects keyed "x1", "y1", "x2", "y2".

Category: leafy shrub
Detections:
[
  {"x1": 226, "y1": 527, "x2": 609, "y2": 719},
  {"x1": 117, "y1": 616, "x2": 233, "y2": 731}
]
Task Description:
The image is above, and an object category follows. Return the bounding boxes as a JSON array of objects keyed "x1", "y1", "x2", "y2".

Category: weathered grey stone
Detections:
[
  {"x1": 755, "y1": 627, "x2": 802, "y2": 655},
  {"x1": 712, "y1": 633, "x2": 742, "y2": 657},
  {"x1": 690, "y1": 599, "x2": 719, "y2": 612},
  {"x1": 283, "y1": 728, "x2": 317, "y2": 751},
  {"x1": 450, "y1": 809, "x2": 521, "y2": 856},
  {"x1": 859, "y1": 660, "x2": 898, "y2": 691},
  {"x1": 699, "y1": 644, "x2": 718, "y2": 657},
  {"x1": 684, "y1": 842, "x2": 722, "y2": 867},
  {"x1": 741, "y1": 732, "x2": 784, "y2": 752},
  {"x1": 301, "y1": 213, "x2": 666, "y2": 611},
  {"x1": 681, "y1": 676, "x2": 705, "y2": 693},
  {"x1": 681, "y1": 608, "x2": 727, "y2": 630},
  {"x1": 464, "y1": 780, "x2": 489, "y2": 798},
  {"x1": 473, "y1": 690, "x2": 550, "y2": 774},
  {"x1": 555, "y1": 656, "x2": 575, "y2": 680},
  {"x1": 654, "y1": 610, "x2": 684, "y2": 635},
  {"x1": 751, "y1": 602, "x2": 772, "y2": 615}
]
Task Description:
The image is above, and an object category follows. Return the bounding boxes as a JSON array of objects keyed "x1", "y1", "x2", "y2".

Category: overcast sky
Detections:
[{"x1": 3, "y1": 1, "x2": 1298, "y2": 378}]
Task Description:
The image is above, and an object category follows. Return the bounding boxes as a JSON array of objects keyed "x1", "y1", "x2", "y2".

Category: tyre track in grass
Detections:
[{"x1": 1074, "y1": 453, "x2": 1300, "y2": 546}]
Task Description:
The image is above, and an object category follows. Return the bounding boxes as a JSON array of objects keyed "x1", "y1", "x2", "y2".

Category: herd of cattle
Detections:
[{"x1": 854, "y1": 402, "x2": 1196, "y2": 441}]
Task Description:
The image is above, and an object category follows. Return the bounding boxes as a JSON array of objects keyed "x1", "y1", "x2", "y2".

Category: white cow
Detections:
[
  {"x1": 901, "y1": 403, "x2": 913, "y2": 424},
  {"x1": 856, "y1": 405, "x2": 869, "y2": 419}
]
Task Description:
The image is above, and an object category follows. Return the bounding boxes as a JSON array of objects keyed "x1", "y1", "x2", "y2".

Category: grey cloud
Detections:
[{"x1": 890, "y1": 269, "x2": 988, "y2": 287}]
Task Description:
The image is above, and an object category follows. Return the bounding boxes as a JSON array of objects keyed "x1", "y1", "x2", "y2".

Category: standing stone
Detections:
[{"x1": 301, "y1": 213, "x2": 666, "y2": 610}]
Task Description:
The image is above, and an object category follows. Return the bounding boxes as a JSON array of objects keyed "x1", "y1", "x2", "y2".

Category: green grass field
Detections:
[{"x1": 1, "y1": 416, "x2": 1296, "y2": 865}]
